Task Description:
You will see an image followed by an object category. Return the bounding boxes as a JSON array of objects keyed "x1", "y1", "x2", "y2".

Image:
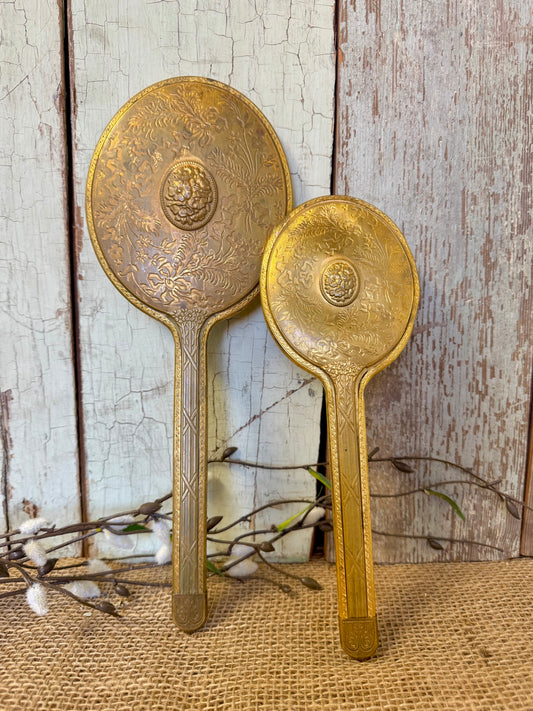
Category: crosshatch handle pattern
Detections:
[{"x1": 172, "y1": 317, "x2": 208, "y2": 632}]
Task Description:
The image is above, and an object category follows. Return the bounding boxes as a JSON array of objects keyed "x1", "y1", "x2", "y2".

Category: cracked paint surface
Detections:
[
  {"x1": 336, "y1": 1, "x2": 533, "y2": 561},
  {"x1": 0, "y1": 0, "x2": 80, "y2": 541},
  {"x1": 70, "y1": 0, "x2": 335, "y2": 559}
]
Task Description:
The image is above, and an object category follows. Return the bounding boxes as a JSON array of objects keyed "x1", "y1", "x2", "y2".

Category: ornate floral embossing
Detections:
[
  {"x1": 161, "y1": 160, "x2": 217, "y2": 231},
  {"x1": 90, "y1": 80, "x2": 287, "y2": 317},
  {"x1": 173, "y1": 594, "x2": 206, "y2": 631},
  {"x1": 342, "y1": 618, "x2": 378, "y2": 658},
  {"x1": 320, "y1": 259, "x2": 359, "y2": 307},
  {"x1": 262, "y1": 196, "x2": 417, "y2": 657},
  {"x1": 89, "y1": 78, "x2": 291, "y2": 634},
  {"x1": 267, "y1": 202, "x2": 415, "y2": 374}
]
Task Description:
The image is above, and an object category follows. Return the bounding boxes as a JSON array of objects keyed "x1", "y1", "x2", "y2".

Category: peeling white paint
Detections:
[
  {"x1": 70, "y1": 0, "x2": 335, "y2": 559},
  {"x1": 0, "y1": 0, "x2": 80, "y2": 539}
]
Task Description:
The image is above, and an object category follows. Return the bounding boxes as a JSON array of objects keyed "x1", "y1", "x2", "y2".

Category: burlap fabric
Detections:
[{"x1": 1, "y1": 559, "x2": 532, "y2": 710}]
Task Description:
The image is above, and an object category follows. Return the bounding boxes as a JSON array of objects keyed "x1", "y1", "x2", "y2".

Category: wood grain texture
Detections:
[
  {"x1": 69, "y1": 0, "x2": 335, "y2": 559},
  {"x1": 336, "y1": 0, "x2": 533, "y2": 561},
  {"x1": 0, "y1": 1, "x2": 80, "y2": 535}
]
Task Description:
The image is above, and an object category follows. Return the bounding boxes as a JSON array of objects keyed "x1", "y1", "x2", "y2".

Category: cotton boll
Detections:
[
  {"x1": 19, "y1": 517, "x2": 50, "y2": 536},
  {"x1": 150, "y1": 518, "x2": 172, "y2": 564},
  {"x1": 149, "y1": 518, "x2": 171, "y2": 544},
  {"x1": 23, "y1": 540, "x2": 48, "y2": 567},
  {"x1": 86, "y1": 559, "x2": 111, "y2": 573},
  {"x1": 225, "y1": 544, "x2": 258, "y2": 578},
  {"x1": 230, "y1": 544, "x2": 254, "y2": 559},
  {"x1": 64, "y1": 581, "x2": 101, "y2": 599},
  {"x1": 226, "y1": 558, "x2": 258, "y2": 578},
  {"x1": 103, "y1": 529, "x2": 135, "y2": 551},
  {"x1": 155, "y1": 542, "x2": 172, "y2": 565},
  {"x1": 26, "y1": 583, "x2": 49, "y2": 616},
  {"x1": 302, "y1": 506, "x2": 326, "y2": 526}
]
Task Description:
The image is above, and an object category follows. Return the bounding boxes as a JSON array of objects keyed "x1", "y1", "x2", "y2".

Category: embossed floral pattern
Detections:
[
  {"x1": 266, "y1": 202, "x2": 415, "y2": 375},
  {"x1": 320, "y1": 260, "x2": 359, "y2": 307},
  {"x1": 161, "y1": 161, "x2": 217, "y2": 231},
  {"x1": 90, "y1": 79, "x2": 288, "y2": 317}
]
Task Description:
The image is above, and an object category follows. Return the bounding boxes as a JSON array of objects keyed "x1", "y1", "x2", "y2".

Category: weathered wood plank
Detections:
[
  {"x1": 0, "y1": 1, "x2": 80, "y2": 535},
  {"x1": 69, "y1": 0, "x2": 335, "y2": 559},
  {"x1": 336, "y1": 1, "x2": 533, "y2": 561}
]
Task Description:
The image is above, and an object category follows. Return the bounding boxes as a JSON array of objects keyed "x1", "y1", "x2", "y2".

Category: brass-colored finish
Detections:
[
  {"x1": 261, "y1": 196, "x2": 419, "y2": 659},
  {"x1": 86, "y1": 77, "x2": 292, "y2": 632}
]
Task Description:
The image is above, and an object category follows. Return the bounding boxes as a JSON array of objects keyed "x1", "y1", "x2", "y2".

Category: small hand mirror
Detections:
[
  {"x1": 261, "y1": 196, "x2": 419, "y2": 659},
  {"x1": 86, "y1": 77, "x2": 291, "y2": 631}
]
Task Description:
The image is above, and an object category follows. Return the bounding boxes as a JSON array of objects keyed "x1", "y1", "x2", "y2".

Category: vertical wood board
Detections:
[
  {"x1": 0, "y1": 0, "x2": 80, "y2": 535},
  {"x1": 69, "y1": 0, "x2": 335, "y2": 559},
  {"x1": 336, "y1": 0, "x2": 533, "y2": 561}
]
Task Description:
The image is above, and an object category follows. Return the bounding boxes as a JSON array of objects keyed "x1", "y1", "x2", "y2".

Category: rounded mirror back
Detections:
[
  {"x1": 87, "y1": 77, "x2": 291, "y2": 320},
  {"x1": 261, "y1": 196, "x2": 419, "y2": 378}
]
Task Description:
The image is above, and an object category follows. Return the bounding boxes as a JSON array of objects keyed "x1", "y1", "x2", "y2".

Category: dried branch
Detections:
[{"x1": 0, "y1": 448, "x2": 521, "y2": 621}]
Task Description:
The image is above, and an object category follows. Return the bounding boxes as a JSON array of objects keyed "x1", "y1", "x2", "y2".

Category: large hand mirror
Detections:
[{"x1": 86, "y1": 77, "x2": 291, "y2": 631}]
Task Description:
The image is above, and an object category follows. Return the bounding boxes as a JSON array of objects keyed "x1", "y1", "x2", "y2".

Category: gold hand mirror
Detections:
[
  {"x1": 86, "y1": 77, "x2": 291, "y2": 631},
  {"x1": 261, "y1": 195, "x2": 419, "y2": 659}
]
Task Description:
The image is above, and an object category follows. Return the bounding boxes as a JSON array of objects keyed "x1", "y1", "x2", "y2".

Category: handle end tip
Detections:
[
  {"x1": 339, "y1": 615, "x2": 379, "y2": 660},
  {"x1": 173, "y1": 593, "x2": 208, "y2": 633}
]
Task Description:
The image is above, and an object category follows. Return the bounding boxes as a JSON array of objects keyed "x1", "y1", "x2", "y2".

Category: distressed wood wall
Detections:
[
  {"x1": 68, "y1": 0, "x2": 333, "y2": 559},
  {"x1": 336, "y1": 1, "x2": 533, "y2": 561},
  {"x1": 1, "y1": 0, "x2": 532, "y2": 562},
  {"x1": 0, "y1": 0, "x2": 80, "y2": 541}
]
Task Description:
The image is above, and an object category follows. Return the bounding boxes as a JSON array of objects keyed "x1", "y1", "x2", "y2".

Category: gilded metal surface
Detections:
[
  {"x1": 261, "y1": 195, "x2": 419, "y2": 659},
  {"x1": 160, "y1": 160, "x2": 218, "y2": 231},
  {"x1": 320, "y1": 258, "x2": 360, "y2": 307},
  {"x1": 86, "y1": 76, "x2": 292, "y2": 632},
  {"x1": 340, "y1": 616, "x2": 379, "y2": 660}
]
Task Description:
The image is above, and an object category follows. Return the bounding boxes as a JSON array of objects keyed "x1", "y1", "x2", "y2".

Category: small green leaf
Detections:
[
  {"x1": 123, "y1": 523, "x2": 149, "y2": 532},
  {"x1": 424, "y1": 489, "x2": 465, "y2": 521},
  {"x1": 307, "y1": 467, "x2": 331, "y2": 490},
  {"x1": 276, "y1": 505, "x2": 313, "y2": 532},
  {"x1": 206, "y1": 560, "x2": 224, "y2": 577}
]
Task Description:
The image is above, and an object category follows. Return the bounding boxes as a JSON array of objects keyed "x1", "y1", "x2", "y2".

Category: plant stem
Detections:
[{"x1": 372, "y1": 529, "x2": 504, "y2": 552}]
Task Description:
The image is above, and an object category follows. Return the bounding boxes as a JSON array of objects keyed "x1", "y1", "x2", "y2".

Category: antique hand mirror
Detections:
[
  {"x1": 261, "y1": 196, "x2": 419, "y2": 659},
  {"x1": 86, "y1": 77, "x2": 291, "y2": 631}
]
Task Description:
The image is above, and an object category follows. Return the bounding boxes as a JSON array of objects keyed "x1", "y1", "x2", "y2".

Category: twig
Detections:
[
  {"x1": 209, "y1": 458, "x2": 328, "y2": 471},
  {"x1": 372, "y1": 530, "x2": 504, "y2": 552},
  {"x1": 371, "y1": 455, "x2": 533, "y2": 513},
  {"x1": 370, "y1": 478, "x2": 503, "y2": 498},
  {"x1": 0, "y1": 588, "x2": 26, "y2": 601},
  {"x1": 210, "y1": 497, "x2": 328, "y2": 534},
  {"x1": 39, "y1": 579, "x2": 121, "y2": 618}
]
